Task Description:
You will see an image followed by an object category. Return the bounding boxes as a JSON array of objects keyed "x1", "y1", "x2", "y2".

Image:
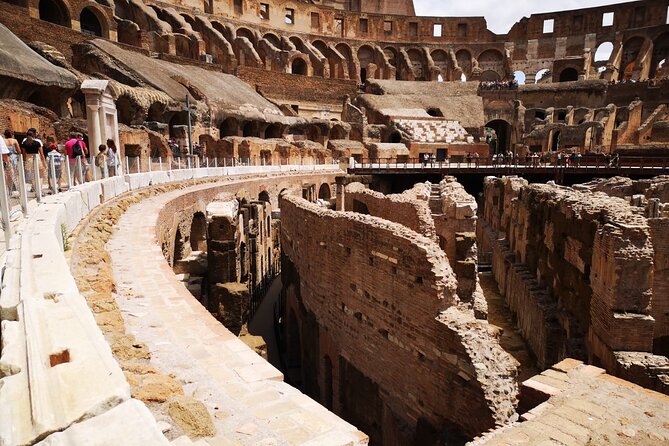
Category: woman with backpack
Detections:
[{"x1": 65, "y1": 132, "x2": 88, "y2": 185}]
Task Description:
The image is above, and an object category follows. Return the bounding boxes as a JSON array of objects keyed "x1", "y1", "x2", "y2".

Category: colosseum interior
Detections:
[{"x1": 0, "y1": 0, "x2": 669, "y2": 444}]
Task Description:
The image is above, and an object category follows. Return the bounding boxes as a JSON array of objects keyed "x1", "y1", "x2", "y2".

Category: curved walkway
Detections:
[{"x1": 107, "y1": 176, "x2": 366, "y2": 445}]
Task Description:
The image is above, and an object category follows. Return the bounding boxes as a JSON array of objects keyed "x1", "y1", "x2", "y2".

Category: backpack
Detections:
[{"x1": 72, "y1": 140, "x2": 83, "y2": 158}]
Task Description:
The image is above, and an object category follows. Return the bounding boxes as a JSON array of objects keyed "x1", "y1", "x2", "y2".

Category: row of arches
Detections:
[
  {"x1": 218, "y1": 117, "x2": 349, "y2": 141},
  {"x1": 38, "y1": 0, "x2": 110, "y2": 38}
]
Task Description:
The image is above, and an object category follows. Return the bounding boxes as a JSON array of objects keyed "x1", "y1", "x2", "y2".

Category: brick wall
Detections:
[
  {"x1": 236, "y1": 66, "x2": 357, "y2": 106},
  {"x1": 343, "y1": 181, "x2": 436, "y2": 240},
  {"x1": 280, "y1": 195, "x2": 518, "y2": 443}
]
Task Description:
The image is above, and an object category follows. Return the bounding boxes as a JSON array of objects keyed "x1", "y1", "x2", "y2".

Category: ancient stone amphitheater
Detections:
[{"x1": 0, "y1": 0, "x2": 669, "y2": 445}]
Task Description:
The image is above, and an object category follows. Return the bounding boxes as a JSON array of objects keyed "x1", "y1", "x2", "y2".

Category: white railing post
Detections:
[
  {"x1": 17, "y1": 155, "x2": 28, "y2": 216},
  {"x1": 103, "y1": 159, "x2": 109, "y2": 179},
  {"x1": 0, "y1": 161, "x2": 12, "y2": 245},
  {"x1": 33, "y1": 156, "x2": 42, "y2": 202},
  {"x1": 125, "y1": 156, "x2": 130, "y2": 175},
  {"x1": 214, "y1": 157, "x2": 218, "y2": 168},
  {"x1": 49, "y1": 156, "x2": 58, "y2": 194},
  {"x1": 178, "y1": 158, "x2": 182, "y2": 170},
  {"x1": 65, "y1": 155, "x2": 72, "y2": 190},
  {"x1": 135, "y1": 156, "x2": 140, "y2": 173},
  {"x1": 159, "y1": 157, "x2": 163, "y2": 171},
  {"x1": 77, "y1": 156, "x2": 84, "y2": 185},
  {"x1": 92, "y1": 155, "x2": 97, "y2": 181}
]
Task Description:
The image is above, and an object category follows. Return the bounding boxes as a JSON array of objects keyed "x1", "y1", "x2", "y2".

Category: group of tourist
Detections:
[
  {"x1": 0, "y1": 129, "x2": 121, "y2": 197},
  {"x1": 478, "y1": 80, "x2": 519, "y2": 91}
]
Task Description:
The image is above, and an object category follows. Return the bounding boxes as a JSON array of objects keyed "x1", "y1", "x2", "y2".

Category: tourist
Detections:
[
  {"x1": 466, "y1": 152, "x2": 473, "y2": 167},
  {"x1": 0, "y1": 133, "x2": 12, "y2": 195},
  {"x1": 46, "y1": 143, "x2": 63, "y2": 190},
  {"x1": 474, "y1": 152, "x2": 480, "y2": 167},
  {"x1": 95, "y1": 144, "x2": 108, "y2": 178},
  {"x1": 65, "y1": 132, "x2": 88, "y2": 185},
  {"x1": 107, "y1": 139, "x2": 119, "y2": 176},
  {"x1": 3, "y1": 130, "x2": 20, "y2": 192},
  {"x1": 422, "y1": 153, "x2": 428, "y2": 167},
  {"x1": 21, "y1": 129, "x2": 46, "y2": 191}
]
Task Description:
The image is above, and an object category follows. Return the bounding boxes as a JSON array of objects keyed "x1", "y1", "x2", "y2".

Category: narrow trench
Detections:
[{"x1": 478, "y1": 272, "x2": 540, "y2": 383}]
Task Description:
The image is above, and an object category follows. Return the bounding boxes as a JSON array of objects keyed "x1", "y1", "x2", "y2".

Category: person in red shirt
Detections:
[{"x1": 64, "y1": 132, "x2": 88, "y2": 184}]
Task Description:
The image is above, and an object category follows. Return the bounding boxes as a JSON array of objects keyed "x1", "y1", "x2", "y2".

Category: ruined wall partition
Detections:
[
  {"x1": 280, "y1": 195, "x2": 518, "y2": 445},
  {"x1": 479, "y1": 176, "x2": 668, "y2": 393}
]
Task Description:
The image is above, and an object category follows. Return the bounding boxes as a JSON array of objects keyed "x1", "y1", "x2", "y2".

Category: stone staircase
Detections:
[{"x1": 394, "y1": 118, "x2": 473, "y2": 144}]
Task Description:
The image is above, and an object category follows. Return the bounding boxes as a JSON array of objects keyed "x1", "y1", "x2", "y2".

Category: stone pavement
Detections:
[
  {"x1": 108, "y1": 178, "x2": 367, "y2": 445},
  {"x1": 469, "y1": 359, "x2": 669, "y2": 445}
]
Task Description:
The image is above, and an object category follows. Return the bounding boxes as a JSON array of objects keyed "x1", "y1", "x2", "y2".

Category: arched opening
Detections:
[
  {"x1": 329, "y1": 125, "x2": 347, "y2": 140},
  {"x1": 621, "y1": 36, "x2": 645, "y2": 80},
  {"x1": 388, "y1": 130, "x2": 402, "y2": 143},
  {"x1": 236, "y1": 27, "x2": 256, "y2": 44},
  {"x1": 258, "y1": 190, "x2": 270, "y2": 203},
  {"x1": 485, "y1": 119, "x2": 512, "y2": 154},
  {"x1": 318, "y1": 183, "x2": 331, "y2": 201},
  {"x1": 147, "y1": 102, "x2": 165, "y2": 122},
  {"x1": 360, "y1": 67, "x2": 369, "y2": 84},
  {"x1": 437, "y1": 74, "x2": 444, "y2": 82},
  {"x1": 39, "y1": 0, "x2": 69, "y2": 26},
  {"x1": 426, "y1": 108, "x2": 443, "y2": 117},
  {"x1": 535, "y1": 68, "x2": 550, "y2": 83},
  {"x1": 173, "y1": 228, "x2": 184, "y2": 266},
  {"x1": 455, "y1": 49, "x2": 472, "y2": 78},
  {"x1": 559, "y1": 67, "x2": 579, "y2": 82},
  {"x1": 264, "y1": 33, "x2": 282, "y2": 49},
  {"x1": 265, "y1": 123, "x2": 283, "y2": 138},
  {"x1": 407, "y1": 48, "x2": 425, "y2": 80},
  {"x1": 594, "y1": 42, "x2": 613, "y2": 62},
  {"x1": 650, "y1": 33, "x2": 669, "y2": 78},
  {"x1": 219, "y1": 117, "x2": 238, "y2": 137},
  {"x1": 79, "y1": 7, "x2": 103, "y2": 37},
  {"x1": 460, "y1": 73, "x2": 467, "y2": 82},
  {"x1": 477, "y1": 49, "x2": 504, "y2": 79},
  {"x1": 291, "y1": 58, "x2": 308, "y2": 76},
  {"x1": 352, "y1": 199, "x2": 369, "y2": 214},
  {"x1": 513, "y1": 70, "x2": 526, "y2": 85},
  {"x1": 431, "y1": 49, "x2": 449, "y2": 80},
  {"x1": 242, "y1": 121, "x2": 258, "y2": 137},
  {"x1": 169, "y1": 111, "x2": 188, "y2": 139},
  {"x1": 190, "y1": 212, "x2": 207, "y2": 252},
  {"x1": 551, "y1": 130, "x2": 561, "y2": 151},
  {"x1": 116, "y1": 96, "x2": 139, "y2": 125},
  {"x1": 323, "y1": 355, "x2": 333, "y2": 410},
  {"x1": 306, "y1": 125, "x2": 322, "y2": 143}
]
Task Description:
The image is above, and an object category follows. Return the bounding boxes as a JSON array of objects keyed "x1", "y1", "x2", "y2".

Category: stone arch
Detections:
[
  {"x1": 258, "y1": 190, "x2": 270, "y2": 203},
  {"x1": 147, "y1": 102, "x2": 165, "y2": 122},
  {"x1": 290, "y1": 56, "x2": 308, "y2": 76},
  {"x1": 265, "y1": 122, "x2": 283, "y2": 138},
  {"x1": 388, "y1": 130, "x2": 401, "y2": 143},
  {"x1": 39, "y1": 0, "x2": 70, "y2": 26},
  {"x1": 263, "y1": 32, "x2": 282, "y2": 49},
  {"x1": 357, "y1": 44, "x2": 375, "y2": 82},
  {"x1": 535, "y1": 68, "x2": 550, "y2": 83},
  {"x1": 513, "y1": 70, "x2": 526, "y2": 84},
  {"x1": 407, "y1": 48, "x2": 425, "y2": 80},
  {"x1": 594, "y1": 41, "x2": 614, "y2": 62},
  {"x1": 329, "y1": 124, "x2": 347, "y2": 140},
  {"x1": 242, "y1": 121, "x2": 260, "y2": 137},
  {"x1": 431, "y1": 49, "x2": 450, "y2": 80},
  {"x1": 621, "y1": 36, "x2": 646, "y2": 79},
  {"x1": 455, "y1": 49, "x2": 472, "y2": 78},
  {"x1": 180, "y1": 13, "x2": 198, "y2": 30},
  {"x1": 220, "y1": 117, "x2": 239, "y2": 137},
  {"x1": 318, "y1": 183, "x2": 331, "y2": 200},
  {"x1": 116, "y1": 95, "x2": 142, "y2": 125},
  {"x1": 306, "y1": 124, "x2": 322, "y2": 143},
  {"x1": 477, "y1": 49, "x2": 504, "y2": 79},
  {"x1": 236, "y1": 27, "x2": 257, "y2": 44},
  {"x1": 169, "y1": 111, "x2": 188, "y2": 138},
  {"x1": 559, "y1": 67, "x2": 579, "y2": 82},
  {"x1": 190, "y1": 212, "x2": 207, "y2": 252},
  {"x1": 550, "y1": 129, "x2": 561, "y2": 151},
  {"x1": 335, "y1": 42, "x2": 355, "y2": 80},
  {"x1": 485, "y1": 119, "x2": 512, "y2": 153},
  {"x1": 174, "y1": 34, "x2": 196, "y2": 59},
  {"x1": 651, "y1": 32, "x2": 669, "y2": 78},
  {"x1": 79, "y1": 6, "x2": 107, "y2": 37},
  {"x1": 384, "y1": 46, "x2": 398, "y2": 67}
]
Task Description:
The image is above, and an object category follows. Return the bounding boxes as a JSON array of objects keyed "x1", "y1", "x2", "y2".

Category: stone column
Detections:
[{"x1": 87, "y1": 104, "x2": 102, "y2": 158}]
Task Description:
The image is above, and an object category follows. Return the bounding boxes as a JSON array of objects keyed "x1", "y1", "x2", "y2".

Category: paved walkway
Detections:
[{"x1": 107, "y1": 178, "x2": 366, "y2": 445}]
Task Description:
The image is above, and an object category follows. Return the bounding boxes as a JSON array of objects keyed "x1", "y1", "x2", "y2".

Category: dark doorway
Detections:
[
  {"x1": 80, "y1": 7, "x2": 102, "y2": 36},
  {"x1": 559, "y1": 67, "x2": 579, "y2": 82}
]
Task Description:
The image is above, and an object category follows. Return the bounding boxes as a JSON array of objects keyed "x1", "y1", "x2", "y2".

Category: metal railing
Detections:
[
  {"x1": 349, "y1": 155, "x2": 669, "y2": 171},
  {"x1": 248, "y1": 258, "x2": 281, "y2": 322}
]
